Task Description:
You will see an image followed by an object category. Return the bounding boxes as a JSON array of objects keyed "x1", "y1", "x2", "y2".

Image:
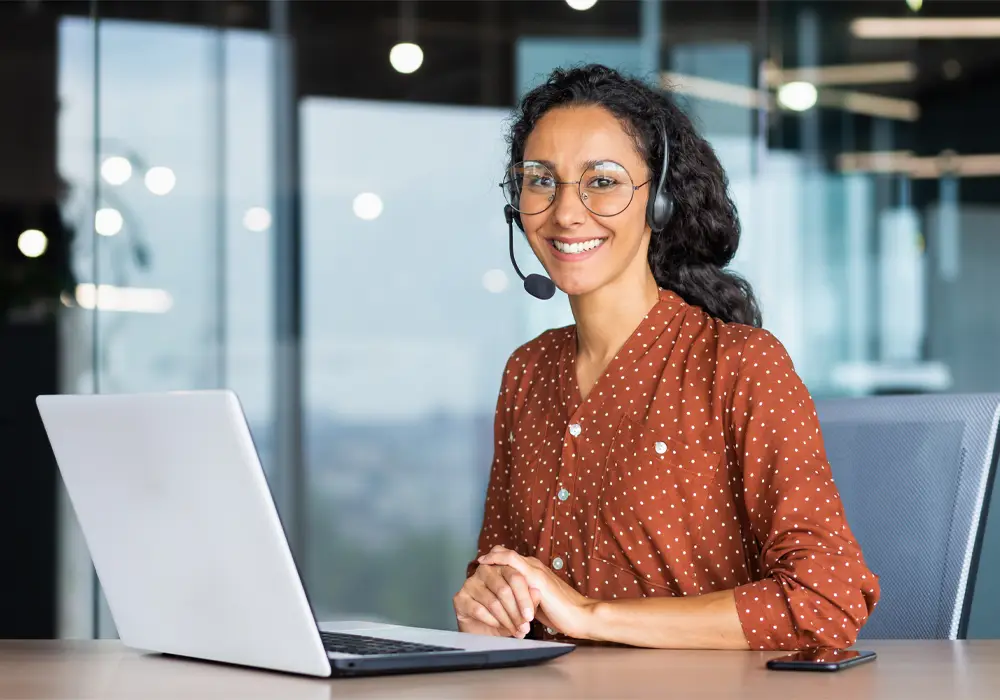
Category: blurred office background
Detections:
[{"x1": 2, "y1": 0, "x2": 998, "y2": 640}]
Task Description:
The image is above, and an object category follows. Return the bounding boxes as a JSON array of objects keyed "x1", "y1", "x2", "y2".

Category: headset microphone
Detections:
[{"x1": 505, "y1": 204, "x2": 556, "y2": 300}]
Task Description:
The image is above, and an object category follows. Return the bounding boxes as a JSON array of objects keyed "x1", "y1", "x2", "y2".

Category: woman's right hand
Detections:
[{"x1": 453, "y1": 562, "x2": 541, "y2": 637}]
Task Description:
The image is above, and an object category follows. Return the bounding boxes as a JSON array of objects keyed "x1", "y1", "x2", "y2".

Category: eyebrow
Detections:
[{"x1": 524, "y1": 158, "x2": 618, "y2": 173}]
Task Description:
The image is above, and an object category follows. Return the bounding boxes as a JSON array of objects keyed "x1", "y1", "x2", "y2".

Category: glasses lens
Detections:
[
  {"x1": 580, "y1": 161, "x2": 635, "y2": 217},
  {"x1": 505, "y1": 161, "x2": 555, "y2": 215}
]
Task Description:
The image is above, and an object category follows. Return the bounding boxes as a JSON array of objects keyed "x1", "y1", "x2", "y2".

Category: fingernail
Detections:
[
  {"x1": 523, "y1": 608, "x2": 534, "y2": 621},
  {"x1": 520, "y1": 622, "x2": 530, "y2": 635}
]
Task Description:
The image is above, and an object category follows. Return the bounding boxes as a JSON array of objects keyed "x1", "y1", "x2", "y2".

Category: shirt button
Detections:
[
  {"x1": 557, "y1": 488, "x2": 570, "y2": 501},
  {"x1": 552, "y1": 556, "x2": 564, "y2": 570},
  {"x1": 568, "y1": 423, "x2": 582, "y2": 437},
  {"x1": 546, "y1": 627, "x2": 556, "y2": 635},
  {"x1": 654, "y1": 441, "x2": 667, "y2": 454}
]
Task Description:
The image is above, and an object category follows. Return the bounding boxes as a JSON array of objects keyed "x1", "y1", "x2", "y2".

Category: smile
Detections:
[{"x1": 549, "y1": 238, "x2": 606, "y2": 255}]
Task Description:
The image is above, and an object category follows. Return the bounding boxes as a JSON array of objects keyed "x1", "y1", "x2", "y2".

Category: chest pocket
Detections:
[
  {"x1": 592, "y1": 415, "x2": 723, "y2": 592},
  {"x1": 508, "y1": 422, "x2": 561, "y2": 537}
]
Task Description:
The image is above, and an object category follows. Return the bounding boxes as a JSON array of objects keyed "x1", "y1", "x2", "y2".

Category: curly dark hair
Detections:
[{"x1": 506, "y1": 64, "x2": 762, "y2": 328}]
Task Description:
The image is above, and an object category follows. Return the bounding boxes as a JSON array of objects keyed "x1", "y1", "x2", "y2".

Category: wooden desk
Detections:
[{"x1": 1, "y1": 640, "x2": 997, "y2": 699}]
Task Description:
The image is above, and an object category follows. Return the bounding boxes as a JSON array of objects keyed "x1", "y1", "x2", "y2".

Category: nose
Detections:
[{"x1": 549, "y1": 182, "x2": 587, "y2": 229}]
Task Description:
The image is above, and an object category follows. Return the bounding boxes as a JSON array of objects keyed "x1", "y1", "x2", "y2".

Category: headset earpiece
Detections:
[{"x1": 645, "y1": 124, "x2": 675, "y2": 233}]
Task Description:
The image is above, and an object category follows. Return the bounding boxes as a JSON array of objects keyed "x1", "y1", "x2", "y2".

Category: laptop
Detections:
[{"x1": 35, "y1": 389, "x2": 574, "y2": 677}]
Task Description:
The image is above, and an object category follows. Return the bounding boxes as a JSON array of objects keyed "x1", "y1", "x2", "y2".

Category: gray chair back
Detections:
[{"x1": 815, "y1": 393, "x2": 1000, "y2": 639}]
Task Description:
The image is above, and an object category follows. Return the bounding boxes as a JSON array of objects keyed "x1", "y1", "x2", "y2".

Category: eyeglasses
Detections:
[{"x1": 500, "y1": 160, "x2": 651, "y2": 218}]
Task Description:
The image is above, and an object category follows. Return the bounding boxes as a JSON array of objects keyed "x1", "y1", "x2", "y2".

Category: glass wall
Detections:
[
  {"x1": 52, "y1": 3, "x2": 276, "y2": 637},
  {"x1": 8, "y1": 0, "x2": 995, "y2": 637}
]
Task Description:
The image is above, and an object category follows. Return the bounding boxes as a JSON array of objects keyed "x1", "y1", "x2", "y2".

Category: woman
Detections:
[{"x1": 452, "y1": 64, "x2": 880, "y2": 651}]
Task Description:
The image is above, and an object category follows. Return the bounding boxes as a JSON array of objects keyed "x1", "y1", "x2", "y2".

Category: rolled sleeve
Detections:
[{"x1": 729, "y1": 329, "x2": 880, "y2": 650}]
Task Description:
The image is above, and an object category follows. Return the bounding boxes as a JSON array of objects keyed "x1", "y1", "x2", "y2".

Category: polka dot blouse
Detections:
[{"x1": 468, "y1": 288, "x2": 880, "y2": 650}]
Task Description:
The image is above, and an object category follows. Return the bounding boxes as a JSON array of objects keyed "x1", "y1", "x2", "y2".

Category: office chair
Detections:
[{"x1": 815, "y1": 393, "x2": 1000, "y2": 640}]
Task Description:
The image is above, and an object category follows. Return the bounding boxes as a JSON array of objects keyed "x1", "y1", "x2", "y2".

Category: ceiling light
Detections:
[
  {"x1": 566, "y1": 0, "x2": 599, "y2": 10},
  {"x1": 820, "y1": 89, "x2": 920, "y2": 122},
  {"x1": 389, "y1": 42, "x2": 423, "y2": 73},
  {"x1": 144, "y1": 166, "x2": 176, "y2": 195},
  {"x1": 664, "y1": 71, "x2": 917, "y2": 122},
  {"x1": 352, "y1": 192, "x2": 384, "y2": 220},
  {"x1": 764, "y1": 61, "x2": 916, "y2": 87},
  {"x1": 776, "y1": 81, "x2": 818, "y2": 111},
  {"x1": 836, "y1": 150, "x2": 1000, "y2": 179},
  {"x1": 242, "y1": 207, "x2": 272, "y2": 232},
  {"x1": 836, "y1": 151, "x2": 916, "y2": 174},
  {"x1": 851, "y1": 18, "x2": 1000, "y2": 39},
  {"x1": 481, "y1": 269, "x2": 509, "y2": 294},
  {"x1": 100, "y1": 156, "x2": 132, "y2": 186},
  {"x1": 17, "y1": 229, "x2": 48, "y2": 258},
  {"x1": 661, "y1": 72, "x2": 771, "y2": 110},
  {"x1": 72, "y1": 283, "x2": 173, "y2": 313},
  {"x1": 95, "y1": 207, "x2": 123, "y2": 236}
]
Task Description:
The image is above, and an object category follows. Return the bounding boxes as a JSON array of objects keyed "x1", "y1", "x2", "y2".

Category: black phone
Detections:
[{"x1": 766, "y1": 648, "x2": 877, "y2": 672}]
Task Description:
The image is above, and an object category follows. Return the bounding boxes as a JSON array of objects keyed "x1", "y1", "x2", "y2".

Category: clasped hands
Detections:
[{"x1": 452, "y1": 545, "x2": 597, "y2": 640}]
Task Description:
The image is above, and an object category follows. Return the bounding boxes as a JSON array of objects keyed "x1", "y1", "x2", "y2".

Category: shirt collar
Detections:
[{"x1": 558, "y1": 287, "x2": 686, "y2": 420}]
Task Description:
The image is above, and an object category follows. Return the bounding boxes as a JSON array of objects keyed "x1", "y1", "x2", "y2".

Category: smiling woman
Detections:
[{"x1": 453, "y1": 64, "x2": 881, "y2": 651}]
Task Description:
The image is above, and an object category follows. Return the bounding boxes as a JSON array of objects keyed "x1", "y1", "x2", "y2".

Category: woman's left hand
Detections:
[{"x1": 477, "y1": 546, "x2": 597, "y2": 640}]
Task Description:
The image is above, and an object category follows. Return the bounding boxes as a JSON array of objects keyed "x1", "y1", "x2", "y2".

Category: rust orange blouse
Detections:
[{"x1": 468, "y1": 288, "x2": 880, "y2": 650}]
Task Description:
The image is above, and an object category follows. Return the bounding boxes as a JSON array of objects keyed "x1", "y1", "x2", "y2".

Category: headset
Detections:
[{"x1": 504, "y1": 121, "x2": 674, "y2": 299}]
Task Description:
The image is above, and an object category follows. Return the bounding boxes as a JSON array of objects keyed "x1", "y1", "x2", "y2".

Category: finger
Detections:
[
  {"x1": 454, "y1": 594, "x2": 505, "y2": 633},
  {"x1": 469, "y1": 571, "x2": 519, "y2": 636},
  {"x1": 530, "y1": 586, "x2": 543, "y2": 607},
  {"x1": 479, "y1": 569, "x2": 525, "y2": 636},
  {"x1": 455, "y1": 601, "x2": 510, "y2": 637},
  {"x1": 480, "y1": 550, "x2": 533, "y2": 580},
  {"x1": 457, "y1": 618, "x2": 504, "y2": 637},
  {"x1": 502, "y1": 567, "x2": 537, "y2": 625},
  {"x1": 456, "y1": 608, "x2": 507, "y2": 637},
  {"x1": 478, "y1": 549, "x2": 521, "y2": 568},
  {"x1": 489, "y1": 569, "x2": 532, "y2": 634}
]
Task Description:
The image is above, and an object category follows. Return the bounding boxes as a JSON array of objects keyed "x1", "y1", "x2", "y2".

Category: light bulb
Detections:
[
  {"x1": 243, "y1": 207, "x2": 272, "y2": 232},
  {"x1": 777, "y1": 81, "x2": 818, "y2": 111},
  {"x1": 389, "y1": 42, "x2": 423, "y2": 74},
  {"x1": 18, "y1": 229, "x2": 48, "y2": 258},
  {"x1": 145, "y1": 166, "x2": 176, "y2": 195},
  {"x1": 101, "y1": 156, "x2": 132, "y2": 185},
  {"x1": 95, "y1": 208, "x2": 124, "y2": 236},
  {"x1": 353, "y1": 192, "x2": 384, "y2": 220}
]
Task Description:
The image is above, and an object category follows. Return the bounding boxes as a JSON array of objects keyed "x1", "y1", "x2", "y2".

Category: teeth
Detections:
[{"x1": 552, "y1": 238, "x2": 605, "y2": 255}]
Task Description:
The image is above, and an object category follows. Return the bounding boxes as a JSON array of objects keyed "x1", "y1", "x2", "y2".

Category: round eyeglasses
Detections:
[{"x1": 500, "y1": 160, "x2": 650, "y2": 218}]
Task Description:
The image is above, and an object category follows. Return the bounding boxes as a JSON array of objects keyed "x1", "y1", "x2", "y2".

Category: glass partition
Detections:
[{"x1": 54, "y1": 5, "x2": 277, "y2": 638}]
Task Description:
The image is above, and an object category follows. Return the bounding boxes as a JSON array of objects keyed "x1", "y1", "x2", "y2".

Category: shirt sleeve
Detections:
[
  {"x1": 728, "y1": 329, "x2": 880, "y2": 650},
  {"x1": 466, "y1": 357, "x2": 516, "y2": 579}
]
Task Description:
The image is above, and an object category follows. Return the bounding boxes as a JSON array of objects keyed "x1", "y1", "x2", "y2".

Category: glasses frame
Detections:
[{"x1": 499, "y1": 160, "x2": 652, "y2": 218}]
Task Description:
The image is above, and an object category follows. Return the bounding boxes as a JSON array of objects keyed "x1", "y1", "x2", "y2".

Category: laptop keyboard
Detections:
[{"x1": 319, "y1": 631, "x2": 461, "y2": 656}]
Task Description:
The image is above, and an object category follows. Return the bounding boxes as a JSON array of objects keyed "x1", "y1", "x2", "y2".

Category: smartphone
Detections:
[{"x1": 766, "y1": 648, "x2": 877, "y2": 672}]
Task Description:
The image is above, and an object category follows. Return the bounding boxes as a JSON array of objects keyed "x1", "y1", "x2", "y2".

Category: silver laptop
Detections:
[{"x1": 36, "y1": 389, "x2": 573, "y2": 677}]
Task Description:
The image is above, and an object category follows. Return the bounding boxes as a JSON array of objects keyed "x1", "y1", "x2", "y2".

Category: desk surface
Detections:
[{"x1": 1, "y1": 640, "x2": 997, "y2": 699}]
